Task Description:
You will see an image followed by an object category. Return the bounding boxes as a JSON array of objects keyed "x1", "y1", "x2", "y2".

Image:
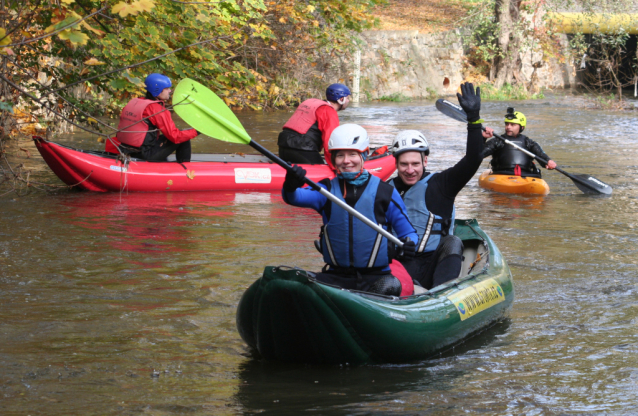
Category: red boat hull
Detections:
[{"x1": 34, "y1": 138, "x2": 397, "y2": 192}]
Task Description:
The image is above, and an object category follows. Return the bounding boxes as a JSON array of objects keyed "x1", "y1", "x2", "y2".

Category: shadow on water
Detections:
[{"x1": 234, "y1": 320, "x2": 512, "y2": 415}]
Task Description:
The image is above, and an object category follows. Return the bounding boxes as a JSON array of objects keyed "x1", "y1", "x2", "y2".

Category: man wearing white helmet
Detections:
[
  {"x1": 282, "y1": 124, "x2": 418, "y2": 297},
  {"x1": 389, "y1": 82, "x2": 485, "y2": 290}
]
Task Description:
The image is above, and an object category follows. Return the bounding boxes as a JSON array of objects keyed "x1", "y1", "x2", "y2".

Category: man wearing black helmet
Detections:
[
  {"x1": 278, "y1": 83, "x2": 351, "y2": 169},
  {"x1": 388, "y1": 83, "x2": 485, "y2": 291},
  {"x1": 482, "y1": 108, "x2": 556, "y2": 177},
  {"x1": 115, "y1": 73, "x2": 199, "y2": 163}
]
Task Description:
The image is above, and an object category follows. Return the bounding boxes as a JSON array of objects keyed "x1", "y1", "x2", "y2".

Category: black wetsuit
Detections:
[
  {"x1": 482, "y1": 134, "x2": 551, "y2": 178},
  {"x1": 390, "y1": 123, "x2": 485, "y2": 289}
]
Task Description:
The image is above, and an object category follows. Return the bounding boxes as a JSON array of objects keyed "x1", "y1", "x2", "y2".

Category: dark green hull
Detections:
[{"x1": 236, "y1": 219, "x2": 514, "y2": 364}]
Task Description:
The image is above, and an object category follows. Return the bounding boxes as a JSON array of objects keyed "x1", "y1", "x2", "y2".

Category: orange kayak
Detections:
[{"x1": 478, "y1": 170, "x2": 550, "y2": 195}]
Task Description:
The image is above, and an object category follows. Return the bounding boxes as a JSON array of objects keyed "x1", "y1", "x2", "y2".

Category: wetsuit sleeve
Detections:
[
  {"x1": 526, "y1": 137, "x2": 551, "y2": 168},
  {"x1": 281, "y1": 182, "x2": 328, "y2": 212},
  {"x1": 424, "y1": 123, "x2": 484, "y2": 218},
  {"x1": 481, "y1": 137, "x2": 503, "y2": 158},
  {"x1": 144, "y1": 103, "x2": 198, "y2": 144},
  {"x1": 316, "y1": 105, "x2": 340, "y2": 169},
  {"x1": 386, "y1": 189, "x2": 418, "y2": 243}
]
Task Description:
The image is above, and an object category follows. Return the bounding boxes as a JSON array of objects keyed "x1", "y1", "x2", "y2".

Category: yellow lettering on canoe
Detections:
[{"x1": 447, "y1": 278, "x2": 505, "y2": 321}]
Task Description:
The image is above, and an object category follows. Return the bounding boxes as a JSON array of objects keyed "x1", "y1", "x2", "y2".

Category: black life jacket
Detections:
[
  {"x1": 277, "y1": 122, "x2": 323, "y2": 152},
  {"x1": 490, "y1": 134, "x2": 535, "y2": 172}
]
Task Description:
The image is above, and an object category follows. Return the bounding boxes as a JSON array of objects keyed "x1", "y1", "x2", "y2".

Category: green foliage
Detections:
[
  {"x1": 2, "y1": 0, "x2": 380, "y2": 137},
  {"x1": 479, "y1": 83, "x2": 544, "y2": 100},
  {"x1": 378, "y1": 92, "x2": 411, "y2": 102},
  {"x1": 0, "y1": 101, "x2": 13, "y2": 113}
]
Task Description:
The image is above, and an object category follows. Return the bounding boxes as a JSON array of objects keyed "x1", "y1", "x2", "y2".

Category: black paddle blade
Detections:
[
  {"x1": 566, "y1": 173, "x2": 612, "y2": 195},
  {"x1": 435, "y1": 99, "x2": 468, "y2": 123}
]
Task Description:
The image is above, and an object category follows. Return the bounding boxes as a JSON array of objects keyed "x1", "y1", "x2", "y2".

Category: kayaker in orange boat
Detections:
[
  {"x1": 114, "y1": 73, "x2": 199, "y2": 163},
  {"x1": 277, "y1": 83, "x2": 351, "y2": 170},
  {"x1": 481, "y1": 108, "x2": 556, "y2": 177}
]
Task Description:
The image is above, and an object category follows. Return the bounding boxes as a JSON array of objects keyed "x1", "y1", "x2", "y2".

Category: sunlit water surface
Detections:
[{"x1": 1, "y1": 93, "x2": 638, "y2": 414}]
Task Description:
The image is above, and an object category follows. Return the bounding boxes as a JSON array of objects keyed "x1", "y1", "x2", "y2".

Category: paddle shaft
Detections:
[
  {"x1": 248, "y1": 141, "x2": 404, "y2": 247},
  {"x1": 489, "y1": 130, "x2": 562, "y2": 171},
  {"x1": 492, "y1": 127, "x2": 592, "y2": 179}
]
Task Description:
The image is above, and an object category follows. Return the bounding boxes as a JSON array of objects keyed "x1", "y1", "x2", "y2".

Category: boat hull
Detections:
[
  {"x1": 33, "y1": 138, "x2": 397, "y2": 192},
  {"x1": 478, "y1": 169, "x2": 550, "y2": 195},
  {"x1": 236, "y1": 219, "x2": 514, "y2": 364}
]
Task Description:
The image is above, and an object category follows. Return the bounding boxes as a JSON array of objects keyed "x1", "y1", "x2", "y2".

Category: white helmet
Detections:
[
  {"x1": 392, "y1": 130, "x2": 429, "y2": 158},
  {"x1": 328, "y1": 124, "x2": 369, "y2": 153}
]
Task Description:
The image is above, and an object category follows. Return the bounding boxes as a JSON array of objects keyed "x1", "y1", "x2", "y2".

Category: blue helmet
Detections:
[
  {"x1": 326, "y1": 83, "x2": 351, "y2": 102},
  {"x1": 145, "y1": 73, "x2": 172, "y2": 97}
]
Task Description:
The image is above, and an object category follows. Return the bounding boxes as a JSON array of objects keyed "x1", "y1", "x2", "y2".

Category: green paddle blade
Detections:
[{"x1": 172, "y1": 78, "x2": 251, "y2": 144}]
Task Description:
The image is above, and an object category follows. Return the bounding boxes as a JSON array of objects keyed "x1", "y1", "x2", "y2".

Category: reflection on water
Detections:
[{"x1": 1, "y1": 93, "x2": 638, "y2": 414}]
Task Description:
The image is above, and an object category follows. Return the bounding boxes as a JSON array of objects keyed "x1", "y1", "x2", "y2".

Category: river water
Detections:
[{"x1": 1, "y1": 93, "x2": 637, "y2": 414}]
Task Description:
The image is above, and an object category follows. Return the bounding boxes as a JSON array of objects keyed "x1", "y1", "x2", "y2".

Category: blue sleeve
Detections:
[
  {"x1": 386, "y1": 189, "x2": 418, "y2": 242},
  {"x1": 281, "y1": 183, "x2": 328, "y2": 212}
]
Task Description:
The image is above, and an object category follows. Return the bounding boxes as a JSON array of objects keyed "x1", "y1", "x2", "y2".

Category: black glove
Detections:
[
  {"x1": 283, "y1": 165, "x2": 307, "y2": 192},
  {"x1": 194, "y1": 130, "x2": 201, "y2": 135},
  {"x1": 456, "y1": 82, "x2": 481, "y2": 123},
  {"x1": 398, "y1": 237, "x2": 416, "y2": 260}
]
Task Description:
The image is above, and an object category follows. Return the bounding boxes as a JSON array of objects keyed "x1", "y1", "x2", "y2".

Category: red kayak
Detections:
[{"x1": 33, "y1": 137, "x2": 397, "y2": 192}]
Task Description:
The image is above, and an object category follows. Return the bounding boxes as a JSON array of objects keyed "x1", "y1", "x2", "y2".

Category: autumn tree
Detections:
[{"x1": 0, "y1": 0, "x2": 378, "y2": 141}]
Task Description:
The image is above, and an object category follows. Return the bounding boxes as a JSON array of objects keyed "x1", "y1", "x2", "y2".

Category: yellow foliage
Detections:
[
  {"x1": 84, "y1": 57, "x2": 105, "y2": 65},
  {"x1": 112, "y1": 2, "x2": 140, "y2": 18},
  {"x1": 58, "y1": 29, "x2": 89, "y2": 46},
  {"x1": 61, "y1": 0, "x2": 75, "y2": 4},
  {"x1": 0, "y1": 28, "x2": 12, "y2": 47},
  {"x1": 136, "y1": 0, "x2": 156, "y2": 13}
]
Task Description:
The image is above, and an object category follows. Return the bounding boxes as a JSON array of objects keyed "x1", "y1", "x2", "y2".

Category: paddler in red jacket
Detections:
[
  {"x1": 115, "y1": 73, "x2": 199, "y2": 162},
  {"x1": 277, "y1": 83, "x2": 351, "y2": 169}
]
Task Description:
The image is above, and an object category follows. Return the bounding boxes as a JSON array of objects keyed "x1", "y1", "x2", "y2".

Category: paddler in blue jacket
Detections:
[
  {"x1": 389, "y1": 82, "x2": 485, "y2": 290},
  {"x1": 282, "y1": 124, "x2": 418, "y2": 296}
]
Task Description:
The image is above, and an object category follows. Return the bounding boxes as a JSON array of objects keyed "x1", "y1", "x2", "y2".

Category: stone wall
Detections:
[{"x1": 342, "y1": 29, "x2": 577, "y2": 101}]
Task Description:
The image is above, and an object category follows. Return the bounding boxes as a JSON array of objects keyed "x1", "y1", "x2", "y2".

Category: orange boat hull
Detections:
[{"x1": 478, "y1": 170, "x2": 550, "y2": 195}]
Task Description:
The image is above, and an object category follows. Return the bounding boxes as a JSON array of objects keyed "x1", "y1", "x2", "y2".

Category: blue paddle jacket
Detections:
[
  {"x1": 283, "y1": 175, "x2": 418, "y2": 272},
  {"x1": 390, "y1": 172, "x2": 455, "y2": 253}
]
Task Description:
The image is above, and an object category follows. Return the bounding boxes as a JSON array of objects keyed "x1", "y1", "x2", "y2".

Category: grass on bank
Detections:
[{"x1": 478, "y1": 83, "x2": 545, "y2": 100}]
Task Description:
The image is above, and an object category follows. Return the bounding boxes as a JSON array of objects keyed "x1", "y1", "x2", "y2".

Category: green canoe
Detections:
[{"x1": 236, "y1": 219, "x2": 514, "y2": 364}]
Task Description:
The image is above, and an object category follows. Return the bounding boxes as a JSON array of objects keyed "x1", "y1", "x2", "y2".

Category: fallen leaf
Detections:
[
  {"x1": 19, "y1": 148, "x2": 31, "y2": 158},
  {"x1": 186, "y1": 170, "x2": 196, "y2": 180},
  {"x1": 167, "y1": 180, "x2": 173, "y2": 186},
  {"x1": 84, "y1": 57, "x2": 105, "y2": 66}
]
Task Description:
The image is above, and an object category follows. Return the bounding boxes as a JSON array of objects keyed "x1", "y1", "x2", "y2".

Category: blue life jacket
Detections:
[
  {"x1": 321, "y1": 175, "x2": 391, "y2": 269},
  {"x1": 392, "y1": 173, "x2": 455, "y2": 253}
]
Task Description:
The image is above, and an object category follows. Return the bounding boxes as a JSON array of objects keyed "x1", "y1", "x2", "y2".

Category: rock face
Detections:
[{"x1": 341, "y1": 29, "x2": 576, "y2": 101}]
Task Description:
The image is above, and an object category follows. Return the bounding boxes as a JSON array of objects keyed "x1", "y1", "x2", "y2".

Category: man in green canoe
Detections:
[
  {"x1": 115, "y1": 73, "x2": 200, "y2": 162},
  {"x1": 482, "y1": 108, "x2": 557, "y2": 177},
  {"x1": 388, "y1": 82, "x2": 484, "y2": 290},
  {"x1": 277, "y1": 83, "x2": 351, "y2": 170}
]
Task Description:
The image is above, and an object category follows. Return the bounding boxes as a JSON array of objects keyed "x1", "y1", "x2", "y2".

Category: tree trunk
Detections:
[{"x1": 493, "y1": 0, "x2": 522, "y2": 89}]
